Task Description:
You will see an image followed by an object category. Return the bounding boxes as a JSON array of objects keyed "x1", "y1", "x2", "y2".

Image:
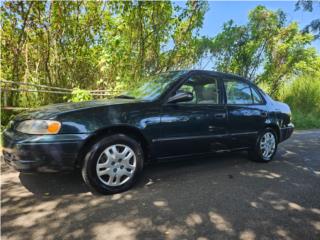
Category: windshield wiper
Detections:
[{"x1": 115, "y1": 95, "x2": 136, "y2": 99}]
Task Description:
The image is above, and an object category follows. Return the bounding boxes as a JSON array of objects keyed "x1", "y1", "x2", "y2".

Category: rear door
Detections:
[
  {"x1": 154, "y1": 73, "x2": 228, "y2": 158},
  {"x1": 223, "y1": 78, "x2": 267, "y2": 148}
]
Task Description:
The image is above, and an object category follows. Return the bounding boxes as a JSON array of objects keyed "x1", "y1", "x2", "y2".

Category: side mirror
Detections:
[{"x1": 168, "y1": 91, "x2": 194, "y2": 104}]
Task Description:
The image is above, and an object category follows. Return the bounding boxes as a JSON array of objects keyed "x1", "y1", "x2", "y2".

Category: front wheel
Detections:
[
  {"x1": 249, "y1": 128, "x2": 278, "y2": 162},
  {"x1": 82, "y1": 134, "x2": 144, "y2": 194}
]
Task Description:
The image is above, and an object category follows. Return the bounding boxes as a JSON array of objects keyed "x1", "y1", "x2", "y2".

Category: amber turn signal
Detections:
[{"x1": 47, "y1": 121, "x2": 61, "y2": 134}]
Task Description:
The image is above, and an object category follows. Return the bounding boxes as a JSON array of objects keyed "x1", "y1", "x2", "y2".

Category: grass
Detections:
[
  {"x1": 291, "y1": 111, "x2": 320, "y2": 130},
  {"x1": 279, "y1": 74, "x2": 320, "y2": 130}
]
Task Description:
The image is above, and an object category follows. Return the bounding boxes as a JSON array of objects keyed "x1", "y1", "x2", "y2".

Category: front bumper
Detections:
[
  {"x1": 1, "y1": 130, "x2": 90, "y2": 173},
  {"x1": 279, "y1": 123, "x2": 294, "y2": 142}
]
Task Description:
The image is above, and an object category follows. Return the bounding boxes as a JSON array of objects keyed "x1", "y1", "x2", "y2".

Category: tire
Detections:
[
  {"x1": 81, "y1": 134, "x2": 144, "y2": 195},
  {"x1": 249, "y1": 128, "x2": 278, "y2": 162}
]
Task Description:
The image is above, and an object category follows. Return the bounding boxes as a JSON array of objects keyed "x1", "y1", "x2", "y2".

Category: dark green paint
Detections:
[{"x1": 2, "y1": 70, "x2": 294, "y2": 172}]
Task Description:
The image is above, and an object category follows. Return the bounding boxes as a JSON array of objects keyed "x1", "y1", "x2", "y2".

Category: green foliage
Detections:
[
  {"x1": 200, "y1": 5, "x2": 317, "y2": 98},
  {"x1": 205, "y1": 6, "x2": 287, "y2": 80},
  {"x1": 291, "y1": 111, "x2": 320, "y2": 129},
  {"x1": 1, "y1": 1, "x2": 208, "y2": 108},
  {"x1": 1, "y1": 1, "x2": 207, "y2": 126},
  {"x1": 281, "y1": 76, "x2": 320, "y2": 114},
  {"x1": 1, "y1": 109, "x2": 23, "y2": 130},
  {"x1": 69, "y1": 88, "x2": 93, "y2": 103},
  {"x1": 279, "y1": 64, "x2": 320, "y2": 129},
  {"x1": 259, "y1": 22, "x2": 315, "y2": 97}
]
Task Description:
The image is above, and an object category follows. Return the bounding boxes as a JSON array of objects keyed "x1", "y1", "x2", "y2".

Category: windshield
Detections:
[{"x1": 118, "y1": 71, "x2": 187, "y2": 101}]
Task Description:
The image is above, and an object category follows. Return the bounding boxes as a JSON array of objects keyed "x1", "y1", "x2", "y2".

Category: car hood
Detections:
[{"x1": 14, "y1": 98, "x2": 141, "y2": 121}]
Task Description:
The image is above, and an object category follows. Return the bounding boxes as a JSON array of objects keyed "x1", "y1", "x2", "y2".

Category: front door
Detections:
[{"x1": 154, "y1": 74, "x2": 228, "y2": 158}]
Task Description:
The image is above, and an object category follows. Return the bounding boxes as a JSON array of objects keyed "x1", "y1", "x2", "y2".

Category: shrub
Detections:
[
  {"x1": 291, "y1": 111, "x2": 320, "y2": 129},
  {"x1": 69, "y1": 88, "x2": 93, "y2": 103},
  {"x1": 280, "y1": 75, "x2": 320, "y2": 129},
  {"x1": 282, "y1": 76, "x2": 320, "y2": 113}
]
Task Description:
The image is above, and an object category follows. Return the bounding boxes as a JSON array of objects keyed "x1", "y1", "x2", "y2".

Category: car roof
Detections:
[
  {"x1": 164, "y1": 70, "x2": 256, "y2": 88},
  {"x1": 188, "y1": 70, "x2": 248, "y2": 80},
  {"x1": 161, "y1": 69, "x2": 245, "y2": 79}
]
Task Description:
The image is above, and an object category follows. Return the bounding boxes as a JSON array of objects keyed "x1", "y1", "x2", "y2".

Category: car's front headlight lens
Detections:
[{"x1": 16, "y1": 120, "x2": 61, "y2": 134}]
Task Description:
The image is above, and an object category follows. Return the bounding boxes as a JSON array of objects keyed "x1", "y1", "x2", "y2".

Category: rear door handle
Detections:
[{"x1": 214, "y1": 113, "x2": 226, "y2": 119}]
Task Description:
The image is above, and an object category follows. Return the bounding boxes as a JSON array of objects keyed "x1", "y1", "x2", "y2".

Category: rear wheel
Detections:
[
  {"x1": 249, "y1": 128, "x2": 278, "y2": 162},
  {"x1": 82, "y1": 134, "x2": 144, "y2": 194}
]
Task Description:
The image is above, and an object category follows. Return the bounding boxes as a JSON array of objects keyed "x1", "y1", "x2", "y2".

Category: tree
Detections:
[
  {"x1": 295, "y1": 0, "x2": 320, "y2": 39},
  {"x1": 199, "y1": 6, "x2": 317, "y2": 97},
  {"x1": 258, "y1": 22, "x2": 316, "y2": 96},
  {"x1": 1, "y1": 1, "x2": 208, "y2": 109}
]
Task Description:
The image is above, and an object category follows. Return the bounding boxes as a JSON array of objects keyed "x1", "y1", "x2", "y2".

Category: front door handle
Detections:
[{"x1": 214, "y1": 113, "x2": 226, "y2": 119}]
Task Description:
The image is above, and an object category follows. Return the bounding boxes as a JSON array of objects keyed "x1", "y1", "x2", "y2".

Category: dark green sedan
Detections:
[{"x1": 2, "y1": 70, "x2": 294, "y2": 194}]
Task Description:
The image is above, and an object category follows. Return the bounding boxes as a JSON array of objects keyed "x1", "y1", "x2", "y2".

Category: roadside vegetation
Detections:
[
  {"x1": 281, "y1": 73, "x2": 320, "y2": 129},
  {"x1": 1, "y1": 1, "x2": 319, "y2": 129}
]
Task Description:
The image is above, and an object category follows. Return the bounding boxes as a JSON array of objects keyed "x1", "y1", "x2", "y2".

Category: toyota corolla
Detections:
[{"x1": 2, "y1": 70, "x2": 294, "y2": 194}]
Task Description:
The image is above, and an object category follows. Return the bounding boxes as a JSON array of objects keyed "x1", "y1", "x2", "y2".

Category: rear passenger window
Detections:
[
  {"x1": 224, "y1": 79, "x2": 264, "y2": 105},
  {"x1": 224, "y1": 79, "x2": 252, "y2": 104}
]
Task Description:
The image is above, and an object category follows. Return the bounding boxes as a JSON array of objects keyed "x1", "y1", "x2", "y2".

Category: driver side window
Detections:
[{"x1": 176, "y1": 75, "x2": 220, "y2": 105}]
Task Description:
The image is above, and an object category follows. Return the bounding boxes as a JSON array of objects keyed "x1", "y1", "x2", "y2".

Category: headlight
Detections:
[{"x1": 16, "y1": 120, "x2": 61, "y2": 134}]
